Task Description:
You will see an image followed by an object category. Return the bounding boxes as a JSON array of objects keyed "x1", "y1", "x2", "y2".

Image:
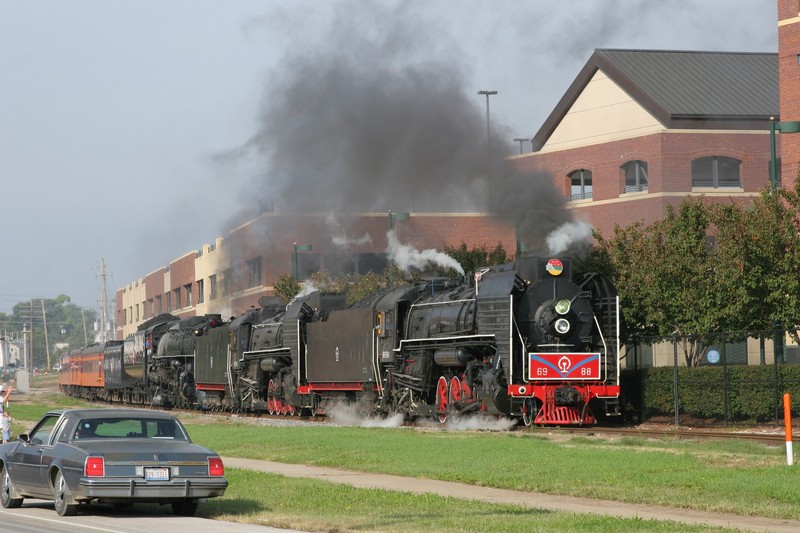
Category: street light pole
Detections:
[
  {"x1": 292, "y1": 242, "x2": 312, "y2": 280},
  {"x1": 478, "y1": 90, "x2": 498, "y2": 181},
  {"x1": 770, "y1": 117, "x2": 800, "y2": 191},
  {"x1": 293, "y1": 243, "x2": 299, "y2": 280},
  {"x1": 513, "y1": 137, "x2": 528, "y2": 155}
]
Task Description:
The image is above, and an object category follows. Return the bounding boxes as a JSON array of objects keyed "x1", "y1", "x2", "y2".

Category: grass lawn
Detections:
[
  {"x1": 182, "y1": 418, "x2": 799, "y2": 521},
  {"x1": 10, "y1": 391, "x2": 791, "y2": 532}
]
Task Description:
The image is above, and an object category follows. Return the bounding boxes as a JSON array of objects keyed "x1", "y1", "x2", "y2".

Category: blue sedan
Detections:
[{"x1": 0, "y1": 408, "x2": 228, "y2": 516}]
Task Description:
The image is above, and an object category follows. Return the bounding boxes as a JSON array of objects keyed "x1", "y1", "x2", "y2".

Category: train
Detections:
[{"x1": 60, "y1": 255, "x2": 622, "y2": 426}]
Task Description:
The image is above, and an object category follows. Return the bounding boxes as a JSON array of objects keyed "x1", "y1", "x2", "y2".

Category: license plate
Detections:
[{"x1": 144, "y1": 467, "x2": 170, "y2": 481}]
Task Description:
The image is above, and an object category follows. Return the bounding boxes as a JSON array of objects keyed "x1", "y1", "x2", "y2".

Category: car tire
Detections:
[
  {"x1": 171, "y1": 500, "x2": 198, "y2": 516},
  {"x1": 53, "y1": 470, "x2": 78, "y2": 516},
  {"x1": 0, "y1": 465, "x2": 23, "y2": 508}
]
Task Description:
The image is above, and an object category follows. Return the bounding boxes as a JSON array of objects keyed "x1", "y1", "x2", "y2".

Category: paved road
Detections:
[
  {"x1": 0, "y1": 500, "x2": 303, "y2": 533},
  {"x1": 224, "y1": 457, "x2": 800, "y2": 533}
]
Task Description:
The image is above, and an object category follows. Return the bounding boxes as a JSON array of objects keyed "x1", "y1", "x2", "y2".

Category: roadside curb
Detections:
[{"x1": 223, "y1": 457, "x2": 800, "y2": 533}]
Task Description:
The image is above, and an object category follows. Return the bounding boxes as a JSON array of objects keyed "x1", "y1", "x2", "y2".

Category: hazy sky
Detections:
[{"x1": 0, "y1": 0, "x2": 777, "y2": 315}]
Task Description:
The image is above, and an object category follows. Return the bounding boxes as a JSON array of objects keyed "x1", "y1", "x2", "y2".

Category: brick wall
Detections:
[{"x1": 780, "y1": 0, "x2": 800, "y2": 189}]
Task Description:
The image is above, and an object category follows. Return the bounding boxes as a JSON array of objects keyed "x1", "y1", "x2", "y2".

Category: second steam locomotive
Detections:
[{"x1": 60, "y1": 255, "x2": 622, "y2": 426}]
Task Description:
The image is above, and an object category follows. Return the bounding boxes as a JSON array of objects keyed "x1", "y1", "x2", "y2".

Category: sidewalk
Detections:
[{"x1": 224, "y1": 457, "x2": 800, "y2": 533}]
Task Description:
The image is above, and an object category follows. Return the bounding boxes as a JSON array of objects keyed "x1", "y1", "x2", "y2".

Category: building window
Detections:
[
  {"x1": 221, "y1": 269, "x2": 232, "y2": 297},
  {"x1": 622, "y1": 160, "x2": 648, "y2": 193},
  {"x1": 185, "y1": 284, "x2": 193, "y2": 307},
  {"x1": 135, "y1": 304, "x2": 139, "y2": 322},
  {"x1": 173, "y1": 288, "x2": 181, "y2": 310},
  {"x1": 197, "y1": 279, "x2": 204, "y2": 304},
  {"x1": 209, "y1": 275, "x2": 217, "y2": 301},
  {"x1": 156, "y1": 294, "x2": 162, "y2": 314},
  {"x1": 247, "y1": 257, "x2": 262, "y2": 288},
  {"x1": 691, "y1": 156, "x2": 741, "y2": 188},
  {"x1": 166, "y1": 292, "x2": 171, "y2": 312},
  {"x1": 569, "y1": 169, "x2": 592, "y2": 200},
  {"x1": 148, "y1": 298, "x2": 154, "y2": 318}
]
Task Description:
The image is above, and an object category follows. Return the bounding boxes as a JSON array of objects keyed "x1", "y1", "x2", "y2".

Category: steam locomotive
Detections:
[{"x1": 60, "y1": 255, "x2": 622, "y2": 426}]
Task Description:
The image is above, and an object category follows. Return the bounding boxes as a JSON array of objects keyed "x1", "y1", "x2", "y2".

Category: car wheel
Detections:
[
  {"x1": 0, "y1": 465, "x2": 23, "y2": 508},
  {"x1": 171, "y1": 501, "x2": 198, "y2": 516},
  {"x1": 53, "y1": 470, "x2": 78, "y2": 516}
]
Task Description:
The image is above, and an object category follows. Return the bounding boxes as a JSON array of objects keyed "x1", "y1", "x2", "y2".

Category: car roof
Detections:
[{"x1": 45, "y1": 408, "x2": 178, "y2": 421}]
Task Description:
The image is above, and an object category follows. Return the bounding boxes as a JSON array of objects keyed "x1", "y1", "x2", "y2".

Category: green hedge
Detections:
[{"x1": 620, "y1": 366, "x2": 800, "y2": 423}]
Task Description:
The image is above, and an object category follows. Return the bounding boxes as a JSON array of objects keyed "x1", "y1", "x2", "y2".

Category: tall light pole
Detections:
[
  {"x1": 513, "y1": 137, "x2": 528, "y2": 155},
  {"x1": 770, "y1": 117, "x2": 800, "y2": 191},
  {"x1": 292, "y1": 242, "x2": 312, "y2": 280},
  {"x1": 478, "y1": 90, "x2": 498, "y2": 182}
]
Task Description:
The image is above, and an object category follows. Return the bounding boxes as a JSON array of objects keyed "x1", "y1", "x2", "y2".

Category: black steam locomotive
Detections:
[{"x1": 61, "y1": 255, "x2": 621, "y2": 426}]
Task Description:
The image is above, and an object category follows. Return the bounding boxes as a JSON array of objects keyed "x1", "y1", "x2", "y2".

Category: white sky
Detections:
[{"x1": 0, "y1": 0, "x2": 778, "y2": 314}]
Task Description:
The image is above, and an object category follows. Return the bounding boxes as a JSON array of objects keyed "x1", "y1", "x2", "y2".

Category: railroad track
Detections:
[
  {"x1": 74, "y1": 397, "x2": 791, "y2": 446},
  {"x1": 528, "y1": 424, "x2": 787, "y2": 446}
]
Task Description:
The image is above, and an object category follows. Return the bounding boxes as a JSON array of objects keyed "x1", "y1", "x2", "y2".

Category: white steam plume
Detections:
[
  {"x1": 386, "y1": 231, "x2": 464, "y2": 275},
  {"x1": 332, "y1": 233, "x2": 372, "y2": 246},
  {"x1": 292, "y1": 281, "x2": 318, "y2": 300},
  {"x1": 546, "y1": 220, "x2": 593, "y2": 255}
]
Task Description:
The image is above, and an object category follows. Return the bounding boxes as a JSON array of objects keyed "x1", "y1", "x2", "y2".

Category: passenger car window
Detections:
[{"x1": 29, "y1": 415, "x2": 61, "y2": 446}]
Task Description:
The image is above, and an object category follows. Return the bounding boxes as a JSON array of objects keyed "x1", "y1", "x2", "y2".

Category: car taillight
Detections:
[
  {"x1": 85, "y1": 456, "x2": 105, "y2": 477},
  {"x1": 208, "y1": 457, "x2": 224, "y2": 477}
]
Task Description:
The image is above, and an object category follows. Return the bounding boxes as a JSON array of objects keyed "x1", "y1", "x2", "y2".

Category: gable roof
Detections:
[{"x1": 531, "y1": 49, "x2": 778, "y2": 151}]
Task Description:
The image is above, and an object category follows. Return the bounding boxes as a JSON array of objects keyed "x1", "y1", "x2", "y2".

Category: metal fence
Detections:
[{"x1": 621, "y1": 330, "x2": 800, "y2": 425}]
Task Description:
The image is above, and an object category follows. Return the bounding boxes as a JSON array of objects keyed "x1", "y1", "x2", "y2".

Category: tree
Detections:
[
  {"x1": 444, "y1": 242, "x2": 510, "y2": 279},
  {"x1": 595, "y1": 199, "x2": 734, "y2": 366},
  {"x1": 273, "y1": 274, "x2": 300, "y2": 305},
  {"x1": 593, "y1": 183, "x2": 800, "y2": 366},
  {"x1": 0, "y1": 297, "x2": 96, "y2": 370}
]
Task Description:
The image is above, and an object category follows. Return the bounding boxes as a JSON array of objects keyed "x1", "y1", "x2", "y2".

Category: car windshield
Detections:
[{"x1": 73, "y1": 417, "x2": 188, "y2": 441}]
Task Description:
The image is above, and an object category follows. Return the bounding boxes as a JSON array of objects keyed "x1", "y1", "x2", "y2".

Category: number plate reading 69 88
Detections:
[{"x1": 528, "y1": 353, "x2": 601, "y2": 380}]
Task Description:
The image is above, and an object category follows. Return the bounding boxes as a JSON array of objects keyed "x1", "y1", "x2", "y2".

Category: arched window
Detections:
[
  {"x1": 622, "y1": 160, "x2": 648, "y2": 193},
  {"x1": 569, "y1": 169, "x2": 592, "y2": 200},
  {"x1": 691, "y1": 156, "x2": 741, "y2": 188}
]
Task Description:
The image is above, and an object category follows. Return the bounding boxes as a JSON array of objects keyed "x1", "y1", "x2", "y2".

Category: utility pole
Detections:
[
  {"x1": 81, "y1": 309, "x2": 88, "y2": 345},
  {"x1": 97, "y1": 258, "x2": 110, "y2": 343},
  {"x1": 478, "y1": 90, "x2": 498, "y2": 208},
  {"x1": 40, "y1": 299, "x2": 51, "y2": 371}
]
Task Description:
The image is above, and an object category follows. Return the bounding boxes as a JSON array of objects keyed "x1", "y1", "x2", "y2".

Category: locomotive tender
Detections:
[{"x1": 60, "y1": 255, "x2": 621, "y2": 426}]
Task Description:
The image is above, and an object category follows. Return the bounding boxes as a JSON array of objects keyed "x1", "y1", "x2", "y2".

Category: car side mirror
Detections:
[{"x1": 18, "y1": 434, "x2": 30, "y2": 444}]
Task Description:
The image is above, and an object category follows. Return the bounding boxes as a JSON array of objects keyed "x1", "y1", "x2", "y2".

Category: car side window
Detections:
[
  {"x1": 29, "y1": 415, "x2": 61, "y2": 446},
  {"x1": 51, "y1": 417, "x2": 69, "y2": 443}
]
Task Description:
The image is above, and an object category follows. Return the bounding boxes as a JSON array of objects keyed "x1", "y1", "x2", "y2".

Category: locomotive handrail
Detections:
[
  {"x1": 593, "y1": 313, "x2": 609, "y2": 382},
  {"x1": 241, "y1": 348, "x2": 291, "y2": 357},
  {"x1": 372, "y1": 328, "x2": 383, "y2": 398},
  {"x1": 408, "y1": 298, "x2": 476, "y2": 309},
  {"x1": 151, "y1": 353, "x2": 194, "y2": 359},
  {"x1": 395, "y1": 333, "x2": 495, "y2": 352}
]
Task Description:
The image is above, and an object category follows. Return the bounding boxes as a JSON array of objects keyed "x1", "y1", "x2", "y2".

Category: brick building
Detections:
[
  {"x1": 510, "y1": 49, "x2": 778, "y2": 237},
  {"x1": 779, "y1": 0, "x2": 800, "y2": 189}
]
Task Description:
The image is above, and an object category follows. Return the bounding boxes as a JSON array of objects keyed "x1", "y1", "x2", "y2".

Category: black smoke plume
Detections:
[{"x1": 226, "y1": 1, "x2": 583, "y2": 256}]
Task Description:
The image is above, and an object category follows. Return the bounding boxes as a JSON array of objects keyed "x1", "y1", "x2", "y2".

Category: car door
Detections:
[{"x1": 9, "y1": 414, "x2": 62, "y2": 496}]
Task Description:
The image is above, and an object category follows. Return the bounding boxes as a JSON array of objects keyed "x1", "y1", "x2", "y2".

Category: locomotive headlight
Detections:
[
  {"x1": 554, "y1": 299, "x2": 571, "y2": 315},
  {"x1": 554, "y1": 318, "x2": 571, "y2": 335}
]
